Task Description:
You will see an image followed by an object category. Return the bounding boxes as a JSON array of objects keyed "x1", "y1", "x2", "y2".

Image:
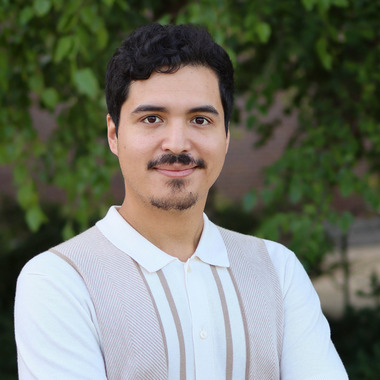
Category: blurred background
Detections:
[{"x1": 1, "y1": 0, "x2": 380, "y2": 378}]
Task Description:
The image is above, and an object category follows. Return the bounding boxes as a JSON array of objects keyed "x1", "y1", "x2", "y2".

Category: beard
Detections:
[
  {"x1": 147, "y1": 153, "x2": 205, "y2": 211},
  {"x1": 149, "y1": 178, "x2": 198, "y2": 211}
]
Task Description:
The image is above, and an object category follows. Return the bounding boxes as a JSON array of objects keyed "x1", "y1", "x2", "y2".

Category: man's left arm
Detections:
[{"x1": 265, "y1": 240, "x2": 348, "y2": 380}]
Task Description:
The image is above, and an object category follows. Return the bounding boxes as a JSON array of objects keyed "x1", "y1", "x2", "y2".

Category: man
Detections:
[{"x1": 15, "y1": 24, "x2": 348, "y2": 379}]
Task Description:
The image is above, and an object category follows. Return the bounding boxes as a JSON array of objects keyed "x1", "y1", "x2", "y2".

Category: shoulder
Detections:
[
  {"x1": 16, "y1": 249, "x2": 101, "y2": 344},
  {"x1": 17, "y1": 250, "x2": 91, "y2": 304},
  {"x1": 216, "y1": 226, "x2": 265, "y2": 254},
  {"x1": 16, "y1": 224, "x2": 109, "y2": 306},
  {"x1": 215, "y1": 224, "x2": 305, "y2": 294},
  {"x1": 53, "y1": 226, "x2": 103, "y2": 252},
  {"x1": 15, "y1": 249, "x2": 100, "y2": 341},
  {"x1": 263, "y1": 239, "x2": 299, "y2": 272},
  {"x1": 216, "y1": 225, "x2": 296, "y2": 265},
  {"x1": 19, "y1": 250, "x2": 78, "y2": 278}
]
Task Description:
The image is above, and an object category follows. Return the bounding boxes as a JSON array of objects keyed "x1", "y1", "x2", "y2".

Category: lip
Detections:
[{"x1": 155, "y1": 166, "x2": 196, "y2": 178}]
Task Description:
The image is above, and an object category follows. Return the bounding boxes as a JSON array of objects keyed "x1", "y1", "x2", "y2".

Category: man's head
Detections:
[{"x1": 105, "y1": 23, "x2": 234, "y2": 135}]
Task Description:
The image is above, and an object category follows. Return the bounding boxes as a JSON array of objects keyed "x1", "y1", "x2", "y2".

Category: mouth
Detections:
[
  {"x1": 147, "y1": 153, "x2": 206, "y2": 178},
  {"x1": 154, "y1": 164, "x2": 197, "y2": 178}
]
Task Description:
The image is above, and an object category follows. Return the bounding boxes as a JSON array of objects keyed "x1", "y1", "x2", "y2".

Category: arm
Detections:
[
  {"x1": 14, "y1": 252, "x2": 107, "y2": 380},
  {"x1": 265, "y1": 240, "x2": 348, "y2": 380}
]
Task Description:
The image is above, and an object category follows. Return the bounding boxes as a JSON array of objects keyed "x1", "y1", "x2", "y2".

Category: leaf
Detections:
[
  {"x1": 261, "y1": 188, "x2": 274, "y2": 206},
  {"x1": 246, "y1": 115, "x2": 257, "y2": 129},
  {"x1": 41, "y1": 87, "x2": 59, "y2": 109},
  {"x1": 301, "y1": 0, "x2": 317, "y2": 11},
  {"x1": 26, "y1": 206, "x2": 47, "y2": 232},
  {"x1": 73, "y1": 68, "x2": 99, "y2": 99},
  {"x1": 19, "y1": 6, "x2": 34, "y2": 25},
  {"x1": 96, "y1": 26, "x2": 109, "y2": 50},
  {"x1": 157, "y1": 14, "x2": 171, "y2": 25},
  {"x1": 316, "y1": 37, "x2": 332, "y2": 70},
  {"x1": 337, "y1": 211, "x2": 354, "y2": 232},
  {"x1": 339, "y1": 170, "x2": 355, "y2": 197},
  {"x1": 63, "y1": 222, "x2": 75, "y2": 240},
  {"x1": 243, "y1": 190, "x2": 257, "y2": 212},
  {"x1": 53, "y1": 0, "x2": 64, "y2": 11},
  {"x1": 332, "y1": 0, "x2": 348, "y2": 7},
  {"x1": 17, "y1": 183, "x2": 37, "y2": 209},
  {"x1": 28, "y1": 74, "x2": 44, "y2": 93},
  {"x1": 289, "y1": 180, "x2": 303, "y2": 203},
  {"x1": 304, "y1": 204, "x2": 316, "y2": 215},
  {"x1": 13, "y1": 165, "x2": 28, "y2": 185},
  {"x1": 34, "y1": 0, "x2": 51, "y2": 17},
  {"x1": 80, "y1": 5, "x2": 100, "y2": 32},
  {"x1": 102, "y1": 0, "x2": 115, "y2": 6},
  {"x1": 318, "y1": 0, "x2": 331, "y2": 12},
  {"x1": 54, "y1": 36, "x2": 73, "y2": 63},
  {"x1": 256, "y1": 22, "x2": 271, "y2": 44}
]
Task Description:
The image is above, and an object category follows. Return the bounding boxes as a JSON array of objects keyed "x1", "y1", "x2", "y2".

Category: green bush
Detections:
[
  {"x1": 0, "y1": 198, "x2": 70, "y2": 378},
  {"x1": 329, "y1": 273, "x2": 380, "y2": 379}
]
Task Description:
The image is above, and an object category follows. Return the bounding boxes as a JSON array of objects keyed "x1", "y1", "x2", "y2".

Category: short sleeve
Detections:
[
  {"x1": 264, "y1": 240, "x2": 348, "y2": 380},
  {"x1": 15, "y1": 251, "x2": 107, "y2": 380}
]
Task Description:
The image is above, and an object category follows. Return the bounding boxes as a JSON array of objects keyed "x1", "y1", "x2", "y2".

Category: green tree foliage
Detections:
[{"x1": 1, "y1": 0, "x2": 379, "y2": 261}]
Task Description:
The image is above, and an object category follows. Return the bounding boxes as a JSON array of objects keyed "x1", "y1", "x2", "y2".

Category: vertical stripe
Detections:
[
  {"x1": 228, "y1": 267, "x2": 250, "y2": 379},
  {"x1": 211, "y1": 266, "x2": 233, "y2": 380},
  {"x1": 157, "y1": 270, "x2": 186, "y2": 380},
  {"x1": 133, "y1": 261, "x2": 169, "y2": 370}
]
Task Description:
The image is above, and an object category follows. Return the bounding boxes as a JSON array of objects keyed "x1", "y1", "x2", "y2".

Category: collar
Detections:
[{"x1": 96, "y1": 206, "x2": 229, "y2": 273}]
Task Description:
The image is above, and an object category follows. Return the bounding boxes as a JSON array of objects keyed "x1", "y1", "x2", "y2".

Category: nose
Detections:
[{"x1": 161, "y1": 122, "x2": 191, "y2": 154}]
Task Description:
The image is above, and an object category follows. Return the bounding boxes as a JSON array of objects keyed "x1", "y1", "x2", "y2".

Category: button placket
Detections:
[{"x1": 185, "y1": 260, "x2": 215, "y2": 378}]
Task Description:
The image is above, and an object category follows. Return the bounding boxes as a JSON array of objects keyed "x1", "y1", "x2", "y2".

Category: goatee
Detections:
[{"x1": 150, "y1": 191, "x2": 198, "y2": 211}]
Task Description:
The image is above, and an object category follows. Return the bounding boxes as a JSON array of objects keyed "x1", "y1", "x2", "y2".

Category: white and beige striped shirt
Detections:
[{"x1": 15, "y1": 206, "x2": 348, "y2": 379}]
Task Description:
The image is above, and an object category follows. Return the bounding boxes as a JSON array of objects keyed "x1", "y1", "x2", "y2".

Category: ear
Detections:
[
  {"x1": 225, "y1": 127, "x2": 230, "y2": 155},
  {"x1": 107, "y1": 114, "x2": 118, "y2": 156}
]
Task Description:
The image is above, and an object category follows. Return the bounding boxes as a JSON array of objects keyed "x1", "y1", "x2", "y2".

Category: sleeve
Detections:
[
  {"x1": 14, "y1": 252, "x2": 107, "y2": 380},
  {"x1": 264, "y1": 240, "x2": 349, "y2": 380}
]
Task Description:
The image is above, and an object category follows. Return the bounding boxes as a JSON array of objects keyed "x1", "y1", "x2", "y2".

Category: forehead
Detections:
[{"x1": 124, "y1": 65, "x2": 222, "y2": 111}]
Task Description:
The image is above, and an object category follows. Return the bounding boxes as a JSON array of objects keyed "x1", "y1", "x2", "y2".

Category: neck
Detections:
[{"x1": 118, "y1": 199, "x2": 206, "y2": 262}]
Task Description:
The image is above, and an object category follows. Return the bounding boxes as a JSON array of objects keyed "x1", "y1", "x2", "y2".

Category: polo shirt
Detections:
[{"x1": 15, "y1": 206, "x2": 348, "y2": 379}]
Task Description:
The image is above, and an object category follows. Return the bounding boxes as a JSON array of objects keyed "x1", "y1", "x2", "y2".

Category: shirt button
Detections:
[
  {"x1": 200, "y1": 329, "x2": 208, "y2": 339},
  {"x1": 187, "y1": 264, "x2": 191, "y2": 273}
]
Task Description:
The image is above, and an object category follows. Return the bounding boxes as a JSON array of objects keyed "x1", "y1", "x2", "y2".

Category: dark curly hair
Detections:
[{"x1": 105, "y1": 23, "x2": 234, "y2": 135}]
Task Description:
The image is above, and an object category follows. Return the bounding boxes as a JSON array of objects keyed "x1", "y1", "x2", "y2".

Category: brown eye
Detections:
[
  {"x1": 192, "y1": 117, "x2": 210, "y2": 125},
  {"x1": 143, "y1": 116, "x2": 161, "y2": 124}
]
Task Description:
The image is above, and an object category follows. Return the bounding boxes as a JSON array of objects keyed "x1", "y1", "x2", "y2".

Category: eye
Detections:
[
  {"x1": 142, "y1": 115, "x2": 162, "y2": 124},
  {"x1": 192, "y1": 116, "x2": 210, "y2": 125}
]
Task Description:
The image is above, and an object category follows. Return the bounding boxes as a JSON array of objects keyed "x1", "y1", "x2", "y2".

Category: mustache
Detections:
[{"x1": 147, "y1": 153, "x2": 206, "y2": 170}]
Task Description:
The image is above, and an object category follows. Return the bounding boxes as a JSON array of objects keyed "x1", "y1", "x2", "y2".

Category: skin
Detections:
[{"x1": 107, "y1": 65, "x2": 230, "y2": 261}]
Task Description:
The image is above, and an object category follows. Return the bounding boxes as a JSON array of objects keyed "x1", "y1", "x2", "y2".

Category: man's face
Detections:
[{"x1": 107, "y1": 65, "x2": 229, "y2": 212}]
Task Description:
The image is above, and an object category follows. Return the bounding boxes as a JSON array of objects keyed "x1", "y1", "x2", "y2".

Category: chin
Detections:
[{"x1": 149, "y1": 193, "x2": 198, "y2": 211}]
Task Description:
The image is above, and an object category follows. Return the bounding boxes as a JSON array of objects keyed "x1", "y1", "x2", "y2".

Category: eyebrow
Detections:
[
  {"x1": 131, "y1": 104, "x2": 220, "y2": 116},
  {"x1": 188, "y1": 105, "x2": 219, "y2": 116},
  {"x1": 132, "y1": 105, "x2": 168, "y2": 114}
]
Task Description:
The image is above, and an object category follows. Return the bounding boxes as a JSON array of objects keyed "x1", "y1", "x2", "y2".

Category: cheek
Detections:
[
  {"x1": 118, "y1": 134, "x2": 150, "y2": 156},
  {"x1": 203, "y1": 139, "x2": 228, "y2": 161},
  {"x1": 117, "y1": 136, "x2": 158, "y2": 172}
]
